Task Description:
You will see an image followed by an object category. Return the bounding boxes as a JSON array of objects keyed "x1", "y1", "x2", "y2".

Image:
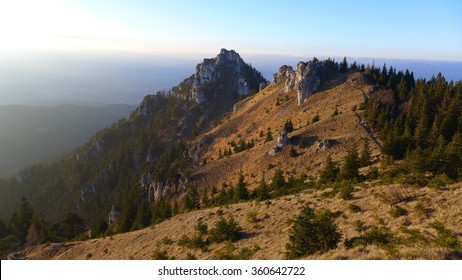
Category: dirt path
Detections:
[{"x1": 345, "y1": 82, "x2": 382, "y2": 148}]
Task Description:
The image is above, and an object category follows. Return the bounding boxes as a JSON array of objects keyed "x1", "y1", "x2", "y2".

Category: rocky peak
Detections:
[
  {"x1": 272, "y1": 61, "x2": 323, "y2": 105},
  {"x1": 191, "y1": 49, "x2": 266, "y2": 105}
]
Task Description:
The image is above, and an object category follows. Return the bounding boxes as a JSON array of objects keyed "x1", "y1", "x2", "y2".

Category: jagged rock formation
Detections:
[
  {"x1": 272, "y1": 61, "x2": 323, "y2": 105},
  {"x1": 140, "y1": 172, "x2": 188, "y2": 203},
  {"x1": 268, "y1": 130, "x2": 289, "y2": 156},
  {"x1": 191, "y1": 48, "x2": 266, "y2": 105},
  {"x1": 108, "y1": 205, "x2": 119, "y2": 230},
  {"x1": 259, "y1": 81, "x2": 268, "y2": 91}
]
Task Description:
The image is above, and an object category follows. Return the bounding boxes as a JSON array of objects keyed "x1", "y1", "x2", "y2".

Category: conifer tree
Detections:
[
  {"x1": 286, "y1": 206, "x2": 341, "y2": 259},
  {"x1": 265, "y1": 130, "x2": 273, "y2": 142},
  {"x1": 234, "y1": 173, "x2": 249, "y2": 202},
  {"x1": 359, "y1": 139, "x2": 372, "y2": 167},
  {"x1": 319, "y1": 155, "x2": 339, "y2": 183},
  {"x1": 283, "y1": 119, "x2": 294, "y2": 133},
  {"x1": 340, "y1": 143, "x2": 360, "y2": 180}
]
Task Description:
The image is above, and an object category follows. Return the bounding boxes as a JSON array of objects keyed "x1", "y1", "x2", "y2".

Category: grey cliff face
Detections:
[
  {"x1": 191, "y1": 49, "x2": 250, "y2": 105},
  {"x1": 272, "y1": 61, "x2": 323, "y2": 105}
]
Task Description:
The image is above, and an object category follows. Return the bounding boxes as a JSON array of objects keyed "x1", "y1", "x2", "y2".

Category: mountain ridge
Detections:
[{"x1": 2, "y1": 50, "x2": 462, "y2": 260}]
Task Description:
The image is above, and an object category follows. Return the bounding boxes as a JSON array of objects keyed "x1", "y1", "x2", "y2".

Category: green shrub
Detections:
[
  {"x1": 426, "y1": 174, "x2": 453, "y2": 189},
  {"x1": 348, "y1": 204, "x2": 362, "y2": 213},
  {"x1": 389, "y1": 205, "x2": 408, "y2": 218},
  {"x1": 312, "y1": 113, "x2": 320, "y2": 123},
  {"x1": 340, "y1": 184, "x2": 355, "y2": 200},
  {"x1": 289, "y1": 147, "x2": 298, "y2": 157},
  {"x1": 186, "y1": 253, "x2": 197, "y2": 260},
  {"x1": 246, "y1": 211, "x2": 258, "y2": 223},
  {"x1": 430, "y1": 221, "x2": 461, "y2": 249},
  {"x1": 344, "y1": 226, "x2": 394, "y2": 248},
  {"x1": 209, "y1": 216, "x2": 243, "y2": 243},
  {"x1": 285, "y1": 206, "x2": 341, "y2": 259},
  {"x1": 194, "y1": 220, "x2": 208, "y2": 235},
  {"x1": 353, "y1": 220, "x2": 366, "y2": 232},
  {"x1": 151, "y1": 248, "x2": 173, "y2": 260},
  {"x1": 212, "y1": 242, "x2": 258, "y2": 260},
  {"x1": 414, "y1": 202, "x2": 430, "y2": 218}
]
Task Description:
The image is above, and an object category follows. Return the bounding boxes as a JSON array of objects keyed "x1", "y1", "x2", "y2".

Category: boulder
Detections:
[
  {"x1": 268, "y1": 130, "x2": 289, "y2": 156},
  {"x1": 316, "y1": 139, "x2": 333, "y2": 151}
]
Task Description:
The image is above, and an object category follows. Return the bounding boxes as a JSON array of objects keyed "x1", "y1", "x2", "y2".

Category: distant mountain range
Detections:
[{"x1": 0, "y1": 104, "x2": 135, "y2": 177}]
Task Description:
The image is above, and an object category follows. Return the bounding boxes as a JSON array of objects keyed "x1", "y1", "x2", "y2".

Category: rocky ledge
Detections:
[{"x1": 272, "y1": 61, "x2": 323, "y2": 105}]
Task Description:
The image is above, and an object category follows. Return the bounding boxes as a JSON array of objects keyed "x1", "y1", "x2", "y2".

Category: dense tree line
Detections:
[
  {"x1": 0, "y1": 198, "x2": 86, "y2": 258},
  {"x1": 364, "y1": 67, "x2": 462, "y2": 179}
]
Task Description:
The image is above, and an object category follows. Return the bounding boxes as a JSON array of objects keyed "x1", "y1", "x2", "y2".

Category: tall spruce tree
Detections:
[
  {"x1": 319, "y1": 155, "x2": 339, "y2": 183},
  {"x1": 340, "y1": 143, "x2": 360, "y2": 180}
]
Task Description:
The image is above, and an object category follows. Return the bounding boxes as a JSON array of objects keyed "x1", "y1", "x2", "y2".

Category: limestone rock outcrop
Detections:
[
  {"x1": 272, "y1": 61, "x2": 323, "y2": 105},
  {"x1": 191, "y1": 48, "x2": 266, "y2": 105},
  {"x1": 268, "y1": 130, "x2": 289, "y2": 156}
]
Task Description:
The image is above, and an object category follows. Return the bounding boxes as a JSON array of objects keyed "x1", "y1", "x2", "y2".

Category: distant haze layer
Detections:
[{"x1": 0, "y1": 51, "x2": 461, "y2": 106}]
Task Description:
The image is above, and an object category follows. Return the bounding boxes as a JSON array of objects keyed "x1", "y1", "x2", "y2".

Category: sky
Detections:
[{"x1": 0, "y1": 0, "x2": 461, "y2": 105}]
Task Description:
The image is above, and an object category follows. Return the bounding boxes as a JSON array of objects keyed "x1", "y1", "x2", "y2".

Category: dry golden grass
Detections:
[
  {"x1": 190, "y1": 72, "x2": 378, "y2": 191},
  {"x1": 17, "y1": 183, "x2": 462, "y2": 260}
]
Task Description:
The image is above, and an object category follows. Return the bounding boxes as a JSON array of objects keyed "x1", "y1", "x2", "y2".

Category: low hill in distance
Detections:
[{"x1": 0, "y1": 104, "x2": 135, "y2": 177}]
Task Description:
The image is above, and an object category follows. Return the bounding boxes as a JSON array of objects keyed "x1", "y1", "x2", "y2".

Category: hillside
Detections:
[
  {"x1": 0, "y1": 104, "x2": 135, "y2": 177},
  {"x1": 2, "y1": 50, "x2": 461, "y2": 260},
  {"x1": 13, "y1": 182, "x2": 462, "y2": 260},
  {"x1": 188, "y1": 71, "x2": 378, "y2": 191}
]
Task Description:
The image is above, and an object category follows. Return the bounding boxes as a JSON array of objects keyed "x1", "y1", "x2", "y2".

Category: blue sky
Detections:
[
  {"x1": 0, "y1": 0, "x2": 461, "y2": 105},
  {"x1": 1, "y1": 0, "x2": 461, "y2": 60}
]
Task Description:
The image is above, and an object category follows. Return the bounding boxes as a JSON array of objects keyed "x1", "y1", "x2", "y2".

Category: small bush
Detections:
[
  {"x1": 312, "y1": 113, "x2": 320, "y2": 123},
  {"x1": 161, "y1": 236, "x2": 173, "y2": 245},
  {"x1": 194, "y1": 220, "x2": 208, "y2": 235},
  {"x1": 209, "y1": 216, "x2": 243, "y2": 243},
  {"x1": 340, "y1": 184, "x2": 355, "y2": 200},
  {"x1": 186, "y1": 253, "x2": 197, "y2": 260},
  {"x1": 151, "y1": 248, "x2": 173, "y2": 260},
  {"x1": 426, "y1": 174, "x2": 453, "y2": 189},
  {"x1": 289, "y1": 147, "x2": 298, "y2": 157},
  {"x1": 430, "y1": 221, "x2": 461, "y2": 249},
  {"x1": 414, "y1": 202, "x2": 430, "y2": 218},
  {"x1": 389, "y1": 205, "x2": 408, "y2": 218},
  {"x1": 344, "y1": 226, "x2": 394, "y2": 249},
  {"x1": 353, "y1": 220, "x2": 366, "y2": 232},
  {"x1": 246, "y1": 211, "x2": 258, "y2": 223},
  {"x1": 348, "y1": 204, "x2": 362, "y2": 213},
  {"x1": 212, "y1": 242, "x2": 258, "y2": 260}
]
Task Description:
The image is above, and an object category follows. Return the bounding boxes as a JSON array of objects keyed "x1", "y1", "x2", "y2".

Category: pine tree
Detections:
[
  {"x1": 340, "y1": 143, "x2": 360, "y2": 180},
  {"x1": 319, "y1": 155, "x2": 339, "y2": 183},
  {"x1": 265, "y1": 130, "x2": 273, "y2": 142},
  {"x1": 271, "y1": 169, "x2": 286, "y2": 191},
  {"x1": 255, "y1": 178, "x2": 270, "y2": 200},
  {"x1": 289, "y1": 147, "x2": 298, "y2": 157},
  {"x1": 9, "y1": 197, "x2": 34, "y2": 244},
  {"x1": 283, "y1": 119, "x2": 294, "y2": 133},
  {"x1": 359, "y1": 139, "x2": 372, "y2": 167},
  {"x1": 285, "y1": 206, "x2": 341, "y2": 259},
  {"x1": 339, "y1": 56, "x2": 349, "y2": 73},
  {"x1": 234, "y1": 173, "x2": 249, "y2": 202},
  {"x1": 59, "y1": 212, "x2": 84, "y2": 240}
]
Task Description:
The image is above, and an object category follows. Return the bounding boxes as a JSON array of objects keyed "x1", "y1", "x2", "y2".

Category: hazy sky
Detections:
[
  {"x1": 0, "y1": 0, "x2": 461, "y2": 105},
  {"x1": 1, "y1": 0, "x2": 461, "y2": 60}
]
